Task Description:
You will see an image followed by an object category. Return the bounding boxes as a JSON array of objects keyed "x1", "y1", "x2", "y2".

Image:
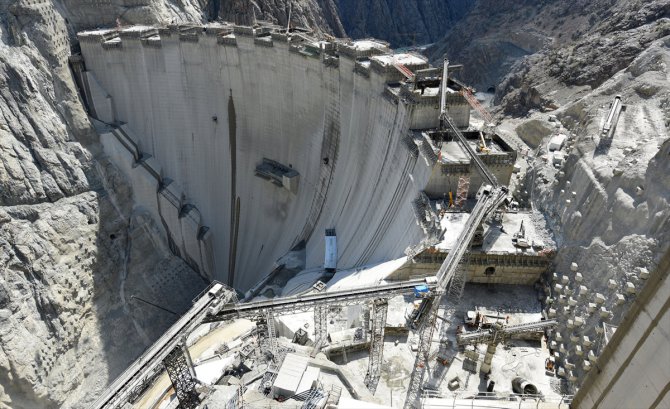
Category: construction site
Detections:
[{"x1": 58, "y1": 19, "x2": 670, "y2": 409}]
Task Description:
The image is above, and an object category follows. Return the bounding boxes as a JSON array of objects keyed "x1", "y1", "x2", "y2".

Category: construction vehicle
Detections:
[
  {"x1": 545, "y1": 356, "x2": 556, "y2": 375},
  {"x1": 512, "y1": 220, "x2": 531, "y2": 248},
  {"x1": 414, "y1": 284, "x2": 431, "y2": 298},
  {"x1": 477, "y1": 132, "x2": 491, "y2": 154}
]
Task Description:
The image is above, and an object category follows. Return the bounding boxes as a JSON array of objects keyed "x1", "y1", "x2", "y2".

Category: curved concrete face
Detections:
[{"x1": 78, "y1": 25, "x2": 434, "y2": 290}]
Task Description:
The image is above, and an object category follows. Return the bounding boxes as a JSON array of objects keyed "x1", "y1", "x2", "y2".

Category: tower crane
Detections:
[{"x1": 460, "y1": 85, "x2": 497, "y2": 152}]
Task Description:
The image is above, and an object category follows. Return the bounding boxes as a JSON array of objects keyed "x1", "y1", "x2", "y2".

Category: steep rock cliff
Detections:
[
  {"x1": 336, "y1": 0, "x2": 472, "y2": 47},
  {"x1": 0, "y1": 0, "x2": 332, "y2": 407},
  {"x1": 427, "y1": 0, "x2": 670, "y2": 105}
]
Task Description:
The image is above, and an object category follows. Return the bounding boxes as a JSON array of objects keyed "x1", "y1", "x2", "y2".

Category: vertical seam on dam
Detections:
[
  {"x1": 156, "y1": 186, "x2": 180, "y2": 257},
  {"x1": 227, "y1": 92, "x2": 239, "y2": 287},
  {"x1": 294, "y1": 66, "x2": 341, "y2": 246},
  {"x1": 355, "y1": 106, "x2": 416, "y2": 266}
]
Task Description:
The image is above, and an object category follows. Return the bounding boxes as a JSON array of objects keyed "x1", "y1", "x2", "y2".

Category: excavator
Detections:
[
  {"x1": 477, "y1": 131, "x2": 491, "y2": 154},
  {"x1": 512, "y1": 220, "x2": 531, "y2": 248}
]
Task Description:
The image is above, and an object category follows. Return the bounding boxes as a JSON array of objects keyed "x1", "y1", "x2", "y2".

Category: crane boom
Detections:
[
  {"x1": 439, "y1": 58, "x2": 449, "y2": 125},
  {"x1": 394, "y1": 63, "x2": 415, "y2": 81},
  {"x1": 461, "y1": 88, "x2": 494, "y2": 125}
]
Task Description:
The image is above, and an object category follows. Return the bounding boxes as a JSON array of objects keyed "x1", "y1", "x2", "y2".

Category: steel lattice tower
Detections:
[
  {"x1": 163, "y1": 345, "x2": 199, "y2": 409},
  {"x1": 364, "y1": 299, "x2": 389, "y2": 394}
]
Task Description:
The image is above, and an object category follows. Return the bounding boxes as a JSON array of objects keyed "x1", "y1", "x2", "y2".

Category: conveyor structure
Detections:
[
  {"x1": 457, "y1": 319, "x2": 557, "y2": 346},
  {"x1": 312, "y1": 304, "x2": 328, "y2": 355},
  {"x1": 94, "y1": 280, "x2": 435, "y2": 409},
  {"x1": 91, "y1": 282, "x2": 234, "y2": 409},
  {"x1": 203, "y1": 279, "x2": 435, "y2": 323}
]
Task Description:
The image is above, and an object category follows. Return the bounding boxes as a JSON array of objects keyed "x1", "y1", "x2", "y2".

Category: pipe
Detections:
[{"x1": 512, "y1": 377, "x2": 538, "y2": 395}]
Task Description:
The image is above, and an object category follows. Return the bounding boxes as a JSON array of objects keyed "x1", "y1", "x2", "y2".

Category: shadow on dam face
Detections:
[
  {"x1": 227, "y1": 91, "x2": 240, "y2": 287},
  {"x1": 77, "y1": 27, "x2": 434, "y2": 291}
]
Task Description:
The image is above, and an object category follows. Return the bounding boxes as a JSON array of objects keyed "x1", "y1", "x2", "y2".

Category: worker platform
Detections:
[
  {"x1": 392, "y1": 211, "x2": 555, "y2": 285},
  {"x1": 420, "y1": 130, "x2": 517, "y2": 200},
  {"x1": 385, "y1": 77, "x2": 471, "y2": 130}
]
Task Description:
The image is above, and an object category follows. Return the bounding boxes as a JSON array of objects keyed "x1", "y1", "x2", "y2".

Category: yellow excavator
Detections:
[{"x1": 477, "y1": 131, "x2": 491, "y2": 153}]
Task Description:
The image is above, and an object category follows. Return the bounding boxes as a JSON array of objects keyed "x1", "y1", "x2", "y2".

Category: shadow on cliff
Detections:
[{"x1": 80, "y1": 154, "x2": 206, "y2": 407}]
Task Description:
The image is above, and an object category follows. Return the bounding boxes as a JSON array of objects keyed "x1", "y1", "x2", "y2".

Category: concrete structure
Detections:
[
  {"x1": 391, "y1": 212, "x2": 553, "y2": 285},
  {"x1": 272, "y1": 353, "x2": 310, "y2": 398},
  {"x1": 571, "y1": 249, "x2": 670, "y2": 409},
  {"x1": 76, "y1": 24, "x2": 442, "y2": 289},
  {"x1": 422, "y1": 130, "x2": 517, "y2": 199}
]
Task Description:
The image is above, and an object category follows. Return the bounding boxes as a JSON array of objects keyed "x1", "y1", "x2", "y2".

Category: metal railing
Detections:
[{"x1": 421, "y1": 391, "x2": 574, "y2": 409}]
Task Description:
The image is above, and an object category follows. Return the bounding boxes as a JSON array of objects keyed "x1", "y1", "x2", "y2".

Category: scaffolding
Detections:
[
  {"x1": 225, "y1": 385, "x2": 246, "y2": 409},
  {"x1": 312, "y1": 304, "x2": 328, "y2": 355},
  {"x1": 456, "y1": 175, "x2": 470, "y2": 208},
  {"x1": 255, "y1": 314, "x2": 269, "y2": 357},
  {"x1": 364, "y1": 299, "x2": 389, "y2": 394},
  {"x1": 404, "y1": 292, "x2": 441, "y2": 409},
  {"x1": 326, "y1": 385, "x2": 342, "y2": 406},
  {"x1": 163, "y1": 345, "x2": 199, "y2": 409},
  {"x1": 301, "y1": 387, "x2": 326, "y2": 409},
  {"x1": 266, "y1": 310, "x2": 278, "y2": 358}
]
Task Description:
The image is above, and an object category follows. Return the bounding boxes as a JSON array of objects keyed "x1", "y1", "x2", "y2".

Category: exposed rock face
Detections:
[
  {"x1": 336, "y1": 0, "x2": 472, "y2": 47},
  {"x1": 0, "y1": 1, "x2": 209, "y2": 408},
  {"x1": 427, "y1": 0, "x2": 553, "y2": 91},
  {"x1": 427, "y1": 0, "x2": 670, "y2": 106},
  {"x1": 215, "y1": 0, "x2": 346, "y2": 36},
  {"x1": 0, "y1": 0, "x2": 668, "y2": 406},
  {"x1": 0, "y1": 0, "x2": 349, "y2": 405},
  {"x1": 495, "y1": 0, "x2": 670, "y2": 115},
  {"x1": 59, "y1": 0, "x2": 203, "y2": 29},
  {"x1": 507, "y1": 36, "x2": 670, "y2": 390}
]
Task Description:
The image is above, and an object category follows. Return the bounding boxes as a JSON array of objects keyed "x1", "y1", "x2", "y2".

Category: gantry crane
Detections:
[{"x1": 457, "y1": 319, "x2": 557, "y2": 374}]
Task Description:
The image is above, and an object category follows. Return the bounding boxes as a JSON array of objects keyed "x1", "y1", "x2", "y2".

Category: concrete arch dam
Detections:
[{"x1": 76, "y1": 24, "x2": 437, "y2": 290}]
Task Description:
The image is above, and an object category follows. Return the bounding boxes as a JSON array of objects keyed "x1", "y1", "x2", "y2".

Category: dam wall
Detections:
[{"x1": 78, "y1": 25, "x2": 435, "y2": 289}]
